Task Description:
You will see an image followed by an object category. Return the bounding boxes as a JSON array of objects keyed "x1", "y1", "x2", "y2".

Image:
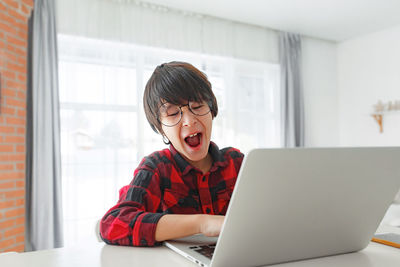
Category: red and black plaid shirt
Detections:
[{"x1": 100, "y1": 142, "x2": 243, "y2": 247}]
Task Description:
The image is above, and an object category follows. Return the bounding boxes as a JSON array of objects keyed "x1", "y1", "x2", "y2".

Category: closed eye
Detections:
[
  {"x1": 192, "y1": 105, "x2": 203, "y2": 110},
  {"x1": 167, "y1": 111, "x2": 180, "y2": 117}
]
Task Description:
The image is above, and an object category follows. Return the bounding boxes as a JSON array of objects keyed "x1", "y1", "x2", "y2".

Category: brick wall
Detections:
[{"x1": 0, "y1": 0, "x2": 34, "y2": 253}]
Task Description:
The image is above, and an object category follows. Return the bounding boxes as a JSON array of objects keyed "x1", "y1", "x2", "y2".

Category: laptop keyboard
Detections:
[{"x1": 189, "y1": 244, "x2": 216, "y2": 259}]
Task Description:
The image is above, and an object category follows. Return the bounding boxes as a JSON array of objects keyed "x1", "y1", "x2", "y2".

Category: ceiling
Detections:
[{"x1": 139, "y1": 0, "x2": 400, "y2": 42}]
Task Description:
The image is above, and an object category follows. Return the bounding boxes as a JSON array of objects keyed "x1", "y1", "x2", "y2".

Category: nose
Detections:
[{"x1": 180, "y1": 105, "x2": 197, "y2": 126}]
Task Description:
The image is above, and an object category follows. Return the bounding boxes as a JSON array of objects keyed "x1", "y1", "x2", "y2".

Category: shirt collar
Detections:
[{"x1": 169, "y1": 141, "x2": 229, "y2": 175}]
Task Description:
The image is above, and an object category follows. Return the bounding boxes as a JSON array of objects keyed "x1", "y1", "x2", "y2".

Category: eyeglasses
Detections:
[{"x1": 158, "y1": 101, "x2": 211, "y2": 127}]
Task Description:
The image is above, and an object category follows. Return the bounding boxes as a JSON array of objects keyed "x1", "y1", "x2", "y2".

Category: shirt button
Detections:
[
  {"x1": 202, "y1": 176, "x2": 206, "y2": 182},
  {"x1": 206, "y1": 208, "x2": 211, "y2": 214}
]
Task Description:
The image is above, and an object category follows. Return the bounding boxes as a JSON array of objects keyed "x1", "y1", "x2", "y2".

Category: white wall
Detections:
[
  {"x1": 302, "y1": 37, "x2": 339, "y2": 147},
  {"x1": 338, "y1": 25, "x2": 400, "y2": 146}
]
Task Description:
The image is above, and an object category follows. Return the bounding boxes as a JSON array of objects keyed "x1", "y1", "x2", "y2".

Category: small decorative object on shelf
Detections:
[{"x1": 371, "y1": 100, "x2": 400, "y2": 133}]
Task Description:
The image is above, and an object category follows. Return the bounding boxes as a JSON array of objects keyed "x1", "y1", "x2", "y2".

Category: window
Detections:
[{"x1": 58, "y1": 34, "x2": 280, "y2": 246}]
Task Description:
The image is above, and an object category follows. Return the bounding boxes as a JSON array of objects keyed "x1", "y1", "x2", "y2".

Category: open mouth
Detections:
[{"x1": 184, "y1": 132, "x2": 202, "y2": 148}]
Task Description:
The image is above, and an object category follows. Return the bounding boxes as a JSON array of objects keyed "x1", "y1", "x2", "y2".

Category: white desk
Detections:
[{"x1": 2, "y1": 225, "x2": 399, "y2": 267}]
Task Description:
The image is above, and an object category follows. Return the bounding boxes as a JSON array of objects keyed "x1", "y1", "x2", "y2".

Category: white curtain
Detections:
[
  {"x1": 26, "y1": 0, "x2": 63, "y2": 251},
  {"x1": 56, "y1": 0, "x2": 279, "y2": 63},
  {"x1": 55, "y1": 0, "x2": 281, "y2": 246},
  {"x1": 279, "y1": 32, "x2": 304, "y2": 147}
]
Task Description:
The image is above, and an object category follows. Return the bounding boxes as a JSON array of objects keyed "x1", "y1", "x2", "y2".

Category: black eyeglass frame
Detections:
[{"x1": 157, "y1": 101, "x2": 211, "y2": 127}]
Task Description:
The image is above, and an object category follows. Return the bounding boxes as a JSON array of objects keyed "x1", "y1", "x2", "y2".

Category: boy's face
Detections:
[{"x1": 161, "y1": 101, "x2": 213, "y2": 165}]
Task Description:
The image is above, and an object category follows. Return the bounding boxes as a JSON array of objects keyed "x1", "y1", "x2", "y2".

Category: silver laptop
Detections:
[{"x1": 164, "y1": 147, "x2": 400, "y2": 267}]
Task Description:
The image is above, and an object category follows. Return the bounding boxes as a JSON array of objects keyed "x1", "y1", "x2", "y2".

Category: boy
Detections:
[{"x1": 100, "y1": 62, "x2": 244, "y2": 247}]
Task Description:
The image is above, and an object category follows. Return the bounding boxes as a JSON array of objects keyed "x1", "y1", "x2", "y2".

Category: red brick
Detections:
[
  {"x1": 4, "y1": 226, "x2": 25, "y2": 238},
  {"x1": 6, "y1": 43, "x2": 16, "y2": 52},
  {"x1": 8, "y1": 9, "x2": 27, "y2": 23},
  {"x1": 2, "y1": 70, "x2": 16, "y2": 80},
  {"x1": 0, "y1": 218, "x2": 15, "y2": 229},
  {"x1": 16, "y1": 127, "x2": 25, "y2": 135},
  {"x1": 17, "y1": 73, "x2": 26, "y2": 82},
  {"x1": 4, "y1": 51, "x2": 18, "y2": 62},
  {"x1": 20, "y1": 3, "x2": 31, "y2": 16},
  {"x1": 6, "y1": 80, "x2": 25, "y2": 91},
  {"x1": 17, "y1": 109, "x2": 26, "y2": 117},
  {"x1": 15, "y1": 180, "x2": 24, "y2": 188},
  {"x1": 15, "y1": 198, "x2": 24, "y2": 206},
  {"x1": 14, "y1": 46, "x2": 26, "y2": 56},
  {"x1": 0, "y1": 154, "x2": 24, "y2": 162},
  {"x1": 6, "y1": 116, "x2": 25, "y2": 125},
  {"x1": 5, "y1": 136, "x2": 24, "y2": 143},
  {"x1": 0, "y1": 164, "x2": 14, "y2": 170},
  {"x1": 0, "y1": 2, "x2": 6, "y2": 11},
  {"x1": 16, "y1": 145, "x2": 24, "y2": 152},
  {"x1": 4, "y1": 243, "x2": 25, "y2": 253},
  {"x1": 17, "y1": 86, "x2": 26, "y2": 92},
  {"x1": 16, "y1": 55, "x2": 26, "y2": 66},
  {"x1": 0, "y1": 145, "x2": 14, "y2": 152},
  {"x1": 15, "y1": 234, "x2": 24, "y2": 243},
  {"x1": 22, "y1": 0, "x2": 33, "y2": 8},
  {"x1": 0, "y1": 126, "x2": 15, "y2": 134},
  {"x1": 1, "y1": 106, "x2": 16, "y2": 115},
  {"x1": 0, "y1": 200, "x2": 15, "y2": 209},
  {"x1": 16, "y1": 163, "x2": 24, "y2": 170},
  {"x1": 17, "y1": 91, "x2": 26, "y2": 100},
  {"x1": 6, "y1": 61, "x2": 26, "y2": 74},
  {"x1": 15, "y1": 216, "x2": 24, "y2": 225},
  {"x1": 0, "y1": 172, "x2": 24, "y2": 180},
  {"x1": 0, "y1": 181, "x2": 15, "y2": 189},
  {"x1": 12, "y1": 21, "x2": 27, "y2": 34},
  {"x1": 16, "y1": 29, "x2": 27, "y2": 41},
  {"x1": 2, "y1": 88, "x2": 17, "y2": 97},
  {"x1": 0, "y1": 0, "x2": 29, "y2": 249},
  {"x1": 0, "y1": 238, "x2": 15, "y2": 250},
  {"x1": 5, "y1": 207, "x2": 24, "y2": 218},
  {"x1": 0, "y1": 21, "x2": 17, "y2": 36},
  {"x1": 0, "y1": 11, "x2": 16, "y2": 26},
  {"x1": 3, "y1": 0, "x2": 19, "y2": 9}
]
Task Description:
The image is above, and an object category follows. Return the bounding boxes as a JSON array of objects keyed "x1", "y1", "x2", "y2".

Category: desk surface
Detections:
[{"x1": 2, "y1": 225, "x2": 399, "y2": 267}]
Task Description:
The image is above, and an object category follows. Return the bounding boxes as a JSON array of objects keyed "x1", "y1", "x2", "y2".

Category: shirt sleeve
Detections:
[{"x1": 100, "y1": 169, "x2": 164, "y2": 247}]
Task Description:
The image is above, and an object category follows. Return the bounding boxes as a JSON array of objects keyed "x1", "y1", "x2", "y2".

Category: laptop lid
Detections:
[{"x1": 210, "y1": 147, "x2": 400, "y2": 267}]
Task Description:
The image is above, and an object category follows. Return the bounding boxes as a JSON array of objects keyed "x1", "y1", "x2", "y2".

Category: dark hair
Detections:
[{"x1": 143, "y1": 61, "x2": 218, "y2": 136}]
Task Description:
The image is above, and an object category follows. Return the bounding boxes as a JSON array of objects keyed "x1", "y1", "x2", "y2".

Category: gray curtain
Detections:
[
  {"x1": 26, "y1": 0, "x2": 63, "y2": 251},
  {"x1": 279, "y1": 32, "x2": 304, "y2": 147}
]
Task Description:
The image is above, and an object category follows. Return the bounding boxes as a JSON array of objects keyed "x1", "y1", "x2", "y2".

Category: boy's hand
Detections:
[
  {"x1": 155, "y1": 214, "x2": 225, "y2": 241},
  {"x1": 198, "y1": 215, "x2": 225, "y2": 237}
]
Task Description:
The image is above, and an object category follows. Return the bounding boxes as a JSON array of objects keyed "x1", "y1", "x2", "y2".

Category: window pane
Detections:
[
  {"x1": 60, "y1": 109, "x2": 137, "y2": 243},
  {"x1": 58, "y1": 34, "x2": 281, "y2": 246}
]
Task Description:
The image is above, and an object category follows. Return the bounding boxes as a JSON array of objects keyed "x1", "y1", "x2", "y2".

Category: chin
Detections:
[
  {"x1": 185, "y1": 151, "x2": 207, "y2": 162},
  {"x1": 183, "y1": 145, "x2": 209, "y2": 162}
]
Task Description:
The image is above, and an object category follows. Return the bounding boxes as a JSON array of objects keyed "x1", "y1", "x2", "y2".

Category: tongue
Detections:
[{"x1": 186, "y1": 134, "x2": 201, "y2": 147}]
